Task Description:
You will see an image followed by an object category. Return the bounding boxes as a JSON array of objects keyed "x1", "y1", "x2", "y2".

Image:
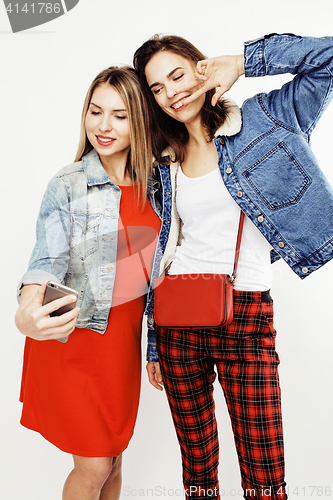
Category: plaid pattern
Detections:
[{"x1": 155, "y1": 291, "x2": 287, "y2": 500}]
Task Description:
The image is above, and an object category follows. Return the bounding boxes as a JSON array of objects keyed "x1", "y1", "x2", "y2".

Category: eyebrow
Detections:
[
  {"x1": 90, "y1": 102, "x2": 126, "y2": 112},
  {"x1": 149, "y1": 66, "x2": 184, "y2": 90}
]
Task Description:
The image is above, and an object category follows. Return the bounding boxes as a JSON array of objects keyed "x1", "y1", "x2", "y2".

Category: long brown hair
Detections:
[
  {"x1": 75, "y1": 66, "x2": 152, "y2": 207},
  {"x1": 133, "y1": 35, "x2": 230, "y2": 164}
]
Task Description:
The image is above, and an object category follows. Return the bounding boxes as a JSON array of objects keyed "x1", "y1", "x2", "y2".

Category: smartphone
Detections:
[{"x1": 42, "y1": 281, "x2": 78, "y2": 343}]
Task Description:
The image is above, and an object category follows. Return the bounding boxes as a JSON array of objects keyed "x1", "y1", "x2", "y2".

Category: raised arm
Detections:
[
  {"x1": 180, "y1": 34, "x2": 333, "y2": 133},
  {"x1": 244, "y1": 33, "x2": 333, "y2": 134}
]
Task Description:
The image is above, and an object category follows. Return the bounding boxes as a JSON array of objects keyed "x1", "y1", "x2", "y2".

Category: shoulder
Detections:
[
  {"x1": 40, "y1": 160, "x2": 86, "y2": 208},
  {"x1": 52, "y1": 160, "x2": 85, "y2": 180}
]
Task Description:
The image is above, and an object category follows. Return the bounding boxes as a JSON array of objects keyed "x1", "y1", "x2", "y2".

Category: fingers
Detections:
[
  {"x1": 42, "y1": 293, "x2": 77, "y2": 317},
  {"x1": 176, "y1": 74, "x2": 206, "y2": 95},
  {"x1": 32, "y1": 279, "x2": 49, "y2": 306},
  {"x1": 211, "y1": 87, "x2": 226, "y2": 106},
  {"x1": 41, "y1": 311, "x2": 79, "y2": 340},
  {"x1": 146, "y1": 362, "x2": 163, "y2": 391},
  {"x1": 32, "y1": 307, "x2": 80, "y2": 341},
  {"x1": 197, "y1": 59, "x2": 210, "y2": 75},
  {"x1": 45, "y1": 305, "x2": 80, "y2": 326},
  {"x1": 154, "y1": 363, "x2": 163, "y2": 384},
  {"x1": 182, "y1": 84, "x2": 209, "y2": 105}
]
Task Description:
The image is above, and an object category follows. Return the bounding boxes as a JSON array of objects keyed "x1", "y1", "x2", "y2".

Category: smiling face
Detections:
[
  {"x1": 144, "y1": 50, "x2": 206, "y2": 126},
  {"x1": 85, "y1": 83, "x2": 131, "y2": 162}
]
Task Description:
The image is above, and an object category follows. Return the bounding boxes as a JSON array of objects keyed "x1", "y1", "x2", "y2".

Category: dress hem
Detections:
[{"x1": 20, "y1": 419, "x2": 130, "y2": 458}]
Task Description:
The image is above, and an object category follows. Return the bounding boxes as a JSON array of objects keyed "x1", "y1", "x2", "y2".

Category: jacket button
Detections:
[
  {"x1": 237, "y1": 191, "x2": 243, "y2": 198},
  {"x1": 258, "y1": 215, "x2": 264, "y2": 223},
  {"x1": 219, "y1": 137, "x2": 225, "y2": 145},
  {"x1": 302, "y1": 267, "x2": 309, "y2": 274},
  {"x1": 226, "y1": 167, "x2": 232, "y2": 174},
  {"x1": 278, "y1": 241, "x2": 285, "y2": 248}
]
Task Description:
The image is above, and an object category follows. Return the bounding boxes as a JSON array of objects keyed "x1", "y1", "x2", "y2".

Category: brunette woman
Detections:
[
  {"x1": 15, "y1": 66, "x2": 160, "y2": 500},
  {"x1": 133, "y1": 34, "x2": 333, "y2": 500}
]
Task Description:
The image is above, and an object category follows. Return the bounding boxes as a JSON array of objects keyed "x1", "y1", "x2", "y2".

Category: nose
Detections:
[
  {"x1": 99, "y1": 115, "x2": 112, "y2": 132},
  {"x1": 166, "y1": 83, "x2": 177, "y2": 99}
]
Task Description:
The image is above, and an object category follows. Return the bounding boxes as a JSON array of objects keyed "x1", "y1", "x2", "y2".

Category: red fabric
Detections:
[
  {"x1": 156, "y1": 291, "x2": 287, "y2": 500},
  {"x1": 20, "y1": 186, "x2": 160, "y2": 457}
]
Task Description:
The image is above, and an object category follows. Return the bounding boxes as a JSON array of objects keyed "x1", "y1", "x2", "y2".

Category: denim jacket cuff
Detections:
[
  {"x1": 244, "y1": 33, "x2": 300, "y2": 78},
  {"x1": 17, "y1": 269, "x2": 60, "y2": 303},
  {"x1": 147, "y1": 328, "x2": 159, "y2": 362},
  {"x1": 244, "y1": 35, "x2": 268, "y2": 78}
]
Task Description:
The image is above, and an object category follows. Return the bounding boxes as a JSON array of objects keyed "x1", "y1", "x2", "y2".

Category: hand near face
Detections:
[{"x1": 179, "y1": 54, "x2": 245, "y2": 106}]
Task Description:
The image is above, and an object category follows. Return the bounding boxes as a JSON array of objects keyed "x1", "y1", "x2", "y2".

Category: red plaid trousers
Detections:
[{"x1": 155, "y1": 290, "x2": 287, "y2": 500}]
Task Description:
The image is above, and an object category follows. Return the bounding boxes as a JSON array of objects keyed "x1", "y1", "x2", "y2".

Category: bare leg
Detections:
[
  {"x1": 62, "y1": 455, "x2": 115, "y2": 500},
  {"x1": 99, "y1": 455, "x2": 122, "y2": 500}
]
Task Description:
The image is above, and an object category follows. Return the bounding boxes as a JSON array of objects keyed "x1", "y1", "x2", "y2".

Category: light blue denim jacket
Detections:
[
  {"x1": 145, "y1": 33, "x2": 333, "y2": 362},
  {"x1": 18, "y1": 149, "x2": 161, "y2": 336}
]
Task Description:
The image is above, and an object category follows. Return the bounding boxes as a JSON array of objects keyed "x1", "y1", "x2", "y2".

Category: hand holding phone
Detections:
[
  {"x1": 42, "y1": 281, "x2": 78, "y2": 315},
  {"x1": 42, "y1": 281, "x2": 79, "y2": 343},
  {"x1": 15, "y1": 280, "x2": 79, "y2": 342}
]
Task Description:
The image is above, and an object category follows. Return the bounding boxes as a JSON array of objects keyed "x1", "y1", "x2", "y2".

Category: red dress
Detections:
[{"x1": 20, "y1": 186, "x2": 160, "y2": 457}]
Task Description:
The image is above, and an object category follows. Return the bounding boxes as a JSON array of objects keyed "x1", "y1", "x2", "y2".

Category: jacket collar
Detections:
[
  {"x1": 83, "y1": 149, "x2": 113, "y2": 187},
  {"x1": 82, "y1": 148, "x2": 159, "y2": 194},
  {"x1": 214, "y1": 101, "x2": 242, "y2": 137}
]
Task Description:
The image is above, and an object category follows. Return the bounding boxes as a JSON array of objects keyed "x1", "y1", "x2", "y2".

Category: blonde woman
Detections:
[{"x1": 15, "y1": 66, "x2": 160, "y2": 500}]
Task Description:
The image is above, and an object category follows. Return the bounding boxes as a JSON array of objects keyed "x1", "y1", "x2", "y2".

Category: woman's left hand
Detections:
[
  {"x1": 146, "y1": 362, "x2": 163, "y2": 391},
  {"x1": 178, "y1": 54, "x2": 245, "y2": 106}
]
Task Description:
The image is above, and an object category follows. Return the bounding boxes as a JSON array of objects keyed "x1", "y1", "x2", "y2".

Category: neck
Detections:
[
  {"x1": 99, "y1": 150, "x2": 133, "y2": 186},
  {"x1": 185, "y1": 117, "x2": 211, "y2": 149}
]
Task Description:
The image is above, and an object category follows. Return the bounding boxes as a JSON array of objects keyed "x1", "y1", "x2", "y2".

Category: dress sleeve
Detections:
[
  {"x1": 244, "y1": 33, "x2": 333, "y2": 135},
  {"x1": 17, "y1": 176, "x2": 71, "y2": 301}
]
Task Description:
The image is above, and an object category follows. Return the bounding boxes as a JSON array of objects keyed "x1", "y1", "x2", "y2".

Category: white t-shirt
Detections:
[{"x1": 168, "y1": 166, "x2": 272, "y2": 291}]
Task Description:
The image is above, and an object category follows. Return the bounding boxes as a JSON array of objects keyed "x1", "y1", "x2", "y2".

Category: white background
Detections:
[{"x1": 1, "y1": 1, "x2": 333, "y2": 499}]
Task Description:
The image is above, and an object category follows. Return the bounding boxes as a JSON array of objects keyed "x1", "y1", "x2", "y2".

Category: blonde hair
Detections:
[{"x1": 75, "y1": 66, "x2": 152, "y2": 207}]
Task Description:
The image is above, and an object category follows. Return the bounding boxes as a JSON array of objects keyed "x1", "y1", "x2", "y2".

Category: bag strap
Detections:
[{"x1": 230, "y1": 211, "x2": 245, "y2": 283}]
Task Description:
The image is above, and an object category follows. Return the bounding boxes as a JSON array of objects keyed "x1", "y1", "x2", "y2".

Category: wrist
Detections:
[
  {"x1": 15, "y1": 308, "x2": 26, "y2": 334},
  {"x1": 236, "y1": 54, "x2": 245, "y2": 77}
]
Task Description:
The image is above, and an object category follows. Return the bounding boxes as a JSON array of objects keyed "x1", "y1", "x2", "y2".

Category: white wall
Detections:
[{"x1": 1, "y1": 1, "x2": 332, "y2": 499}]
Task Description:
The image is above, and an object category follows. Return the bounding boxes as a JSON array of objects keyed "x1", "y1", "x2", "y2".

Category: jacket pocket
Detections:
[
  {"x1": 70, "y1": 212, "x2": 101, "y2": 260},
  {"x1": 242, "y1": 142, "x2": 312, "y2": 210}
]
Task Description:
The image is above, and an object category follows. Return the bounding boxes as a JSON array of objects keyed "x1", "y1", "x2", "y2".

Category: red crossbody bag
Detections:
[{"x1": 154, "y1": 211, "x2": 245, "y2": 328}]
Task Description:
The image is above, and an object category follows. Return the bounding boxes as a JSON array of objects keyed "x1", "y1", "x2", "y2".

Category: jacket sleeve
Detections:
[
  {"x1": 147, "y1": 311, "x2": 159, "y2": 362},
  {"x1": 17, "y1": 176, "x2": 71, "y2": 301},
  {"x1": 244, "y1": 33, "x2": 333, "y2": 136}
]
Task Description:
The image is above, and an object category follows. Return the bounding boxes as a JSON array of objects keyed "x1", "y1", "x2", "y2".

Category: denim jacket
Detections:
[
  {"x1": 18, "y1": 149, "x2": 161, "y2": 336},
  {"x1": 145, "y1": 33, "x2": 333, "y2": 362}
]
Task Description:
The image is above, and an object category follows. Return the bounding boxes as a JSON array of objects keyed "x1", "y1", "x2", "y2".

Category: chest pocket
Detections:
[
  {"x1": 71, "y1": 213, "x2": 101, "y2": 260},
  {"x1": 242, "y1": 142, "x2": 312, "y2": 211}
]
